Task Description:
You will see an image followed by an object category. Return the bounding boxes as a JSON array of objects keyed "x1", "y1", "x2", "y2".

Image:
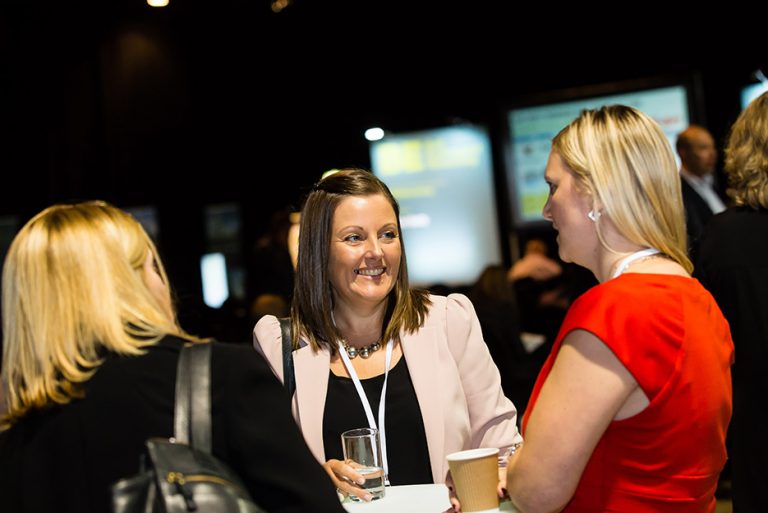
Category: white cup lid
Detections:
[{"x1": 446, "y1": 447, "x2": 500, "y2": 461}]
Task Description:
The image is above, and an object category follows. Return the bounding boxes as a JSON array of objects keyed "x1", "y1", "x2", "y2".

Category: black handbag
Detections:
[{"x1": 111, "y1": 343, "x2": 266, "y2": 513}]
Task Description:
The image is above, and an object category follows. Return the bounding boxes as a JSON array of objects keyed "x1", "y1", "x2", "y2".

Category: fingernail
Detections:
[
  {"x1": 364, "y1": 494, "x2": 373, "y2": 502},
  {"x1": 356, "y1": 478, "x2": 365, "y2": 485}
]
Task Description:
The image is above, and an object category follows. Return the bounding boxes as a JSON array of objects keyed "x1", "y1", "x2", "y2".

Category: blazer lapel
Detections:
[
  {"x1": 294, "y1": 344, "x2": 331, "y2": 463},
  {"x1": 401, "y1": 326, "x2": 445, "y2": 482}
]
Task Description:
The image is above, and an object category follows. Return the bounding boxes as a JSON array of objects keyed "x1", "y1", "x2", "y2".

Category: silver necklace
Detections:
[{"x1": 341, "y1": 339, "x2": 382, "y2": 359}]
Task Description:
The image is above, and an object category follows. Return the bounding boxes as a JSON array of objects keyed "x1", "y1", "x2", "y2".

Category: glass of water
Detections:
[{"x1": 341, "y1": 428, "x2": 385, "y2": 501}]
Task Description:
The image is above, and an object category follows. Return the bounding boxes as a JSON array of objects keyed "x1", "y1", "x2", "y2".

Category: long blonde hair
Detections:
[
  {"x1": 1, "y1": 201, "x2": 197, "y2": 427},
  {"x1": 553, "y1": 105, "x2": 692, "y2": 273}
]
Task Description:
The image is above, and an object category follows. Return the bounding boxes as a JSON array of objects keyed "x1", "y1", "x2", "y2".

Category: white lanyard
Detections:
[
  {"x1": 611, "y1": 248, "x2": 660, "y2": 279},
  {"x1": 337, "y1": 339, "x2": 393, "y2": 485}
]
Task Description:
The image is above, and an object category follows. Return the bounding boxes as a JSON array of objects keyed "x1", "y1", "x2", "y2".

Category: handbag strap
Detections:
[
  {"x1": 174, "y1": 342, "x2": 212, "y2": 453},
  {"x1": 279, "y1": 317, "x2": 296, "y2": 398}
]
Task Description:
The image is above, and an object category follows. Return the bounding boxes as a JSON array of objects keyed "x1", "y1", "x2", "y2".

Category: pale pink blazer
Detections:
[{"x1": 253, "y1": 293, "x2": 523, "y2": 483}]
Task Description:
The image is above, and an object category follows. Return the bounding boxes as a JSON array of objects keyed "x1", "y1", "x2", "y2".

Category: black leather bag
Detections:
[{"x1": 111, "y1": 343, "x2": 266, "y2": 513}]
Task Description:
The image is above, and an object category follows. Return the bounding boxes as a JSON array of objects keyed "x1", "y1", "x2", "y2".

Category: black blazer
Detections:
[
  {"x1": 681, "y1": 178, "x2": 718, "y2": 261},
  {"x1": 0, "y1": 336, "x2": 346, "y2": 513},
  {"x1": 697, "y1": 207, "x2": 768, "y2": 513}
]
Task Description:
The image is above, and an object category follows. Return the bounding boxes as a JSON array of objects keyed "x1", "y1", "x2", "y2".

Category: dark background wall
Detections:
[{"x1": 1, "y1": 0, "x2": 766, "y2": 335}]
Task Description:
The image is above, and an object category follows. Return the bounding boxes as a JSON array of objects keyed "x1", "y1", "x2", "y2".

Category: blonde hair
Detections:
[
  {"x1": 1, "y1": 201, "x2": 198, "y2": 427},
  {"x1": 553, "y1": 105, "x2": 692, "y2": 273},
  {"x1": 724, "y1": 91, "x2": 768, "y2": 209}
]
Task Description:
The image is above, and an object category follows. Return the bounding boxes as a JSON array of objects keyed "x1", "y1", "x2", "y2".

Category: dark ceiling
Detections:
[
  {"x1": 1, "y1": 0, "x2": 765, "y2": 219},
  {"x1": 0, "y1": 0, "x2": 765, "y2": 320}
]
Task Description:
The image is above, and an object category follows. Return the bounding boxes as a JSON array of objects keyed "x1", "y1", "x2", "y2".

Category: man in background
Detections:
[{"x1": 676, "y1": 125, "x2": 726, "y2": 260}]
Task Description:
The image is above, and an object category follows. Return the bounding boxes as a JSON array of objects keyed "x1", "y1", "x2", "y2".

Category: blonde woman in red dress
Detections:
[{"x1": 505, "y1": 106, "x2": 734, "y2": 513}]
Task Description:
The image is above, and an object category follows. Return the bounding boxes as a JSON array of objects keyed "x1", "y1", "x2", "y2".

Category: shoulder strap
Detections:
[
  {"x1": 279, "y1": 317, "x2": 296, "y2": 398},
  {"x1": 174, "y1": 342, "x2": 212, "y2": 453}
]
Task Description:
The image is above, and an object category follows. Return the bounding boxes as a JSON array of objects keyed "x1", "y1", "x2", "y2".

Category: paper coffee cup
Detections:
[{"x1": 446, "y1": 448, "x2": 500, "y2": 513}]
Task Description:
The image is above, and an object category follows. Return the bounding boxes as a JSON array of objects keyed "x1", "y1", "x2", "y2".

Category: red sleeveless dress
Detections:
[{"x1": 523, "y1": 274, "x2": 733, "y2": 513}]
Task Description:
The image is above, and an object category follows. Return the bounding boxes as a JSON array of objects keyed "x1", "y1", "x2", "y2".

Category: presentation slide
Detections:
[
  {"x1": 370, "y1": 125, "x2": 501, "y2": 287},
  {"x1": 507, "y1": 85, "x2": 690, "y2": 225},
  {"x1": 741, "y1": 82, "x2": 768, "y2": 109}
]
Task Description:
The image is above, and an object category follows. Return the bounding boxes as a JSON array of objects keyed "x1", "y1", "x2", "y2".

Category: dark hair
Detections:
[{"x1": 290, "y1": 168, "x2": 431, "y2": 352}]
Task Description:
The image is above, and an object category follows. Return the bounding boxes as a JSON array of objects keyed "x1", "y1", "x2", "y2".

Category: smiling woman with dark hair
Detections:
[{"x1": 253, "y1": 168, "x2": 522, "y2": 508}]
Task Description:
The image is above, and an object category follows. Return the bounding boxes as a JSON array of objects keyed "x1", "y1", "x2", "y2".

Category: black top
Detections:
[
  {"x1": 0, "y1": 336, "x2": 346, "y2": 513},
  {"x1": 696, "y1": 206, "x2": 768, "y2": 513},
  {"x1": 681, "y1": 177, "x2": 720, "y2": 261},
  {"x1": 323, "y1": 355, "x2": 433, "y2": 485}
]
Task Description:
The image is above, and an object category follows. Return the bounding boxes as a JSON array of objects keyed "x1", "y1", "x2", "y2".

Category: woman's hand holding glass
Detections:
[{"x1": 322, "y1": 459, "x2": 374, "y2": 502}]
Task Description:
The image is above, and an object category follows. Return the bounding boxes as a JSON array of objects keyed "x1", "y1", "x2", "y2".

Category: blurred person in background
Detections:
[
  {"x1": 469, "y1": 264, "x2": 537, "y2": 420},
  {"x1": 676, "y1": 124, "x2": 727, "y2": 260}
]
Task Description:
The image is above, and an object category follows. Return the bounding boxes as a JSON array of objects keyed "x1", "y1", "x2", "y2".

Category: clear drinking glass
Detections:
[{"x1": 341, "y1": 427, "x2": 385, "y2": 501}]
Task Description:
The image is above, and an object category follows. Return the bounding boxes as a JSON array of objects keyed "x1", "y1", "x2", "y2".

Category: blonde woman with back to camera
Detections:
[
  {"x1": 0, "y1": 201, "x2": 347, "y2": 513},
  {"x1": 504, "y1": 106, "x2": 734, "y2": 513},
  {"x1": 253, "y1": 168, "x2": 522, "y2": 509}
]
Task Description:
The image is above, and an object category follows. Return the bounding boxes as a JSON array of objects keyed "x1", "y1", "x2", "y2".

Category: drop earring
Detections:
[{"x1": 587, "y1": 210, "x2": 602, "y2": 222}]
